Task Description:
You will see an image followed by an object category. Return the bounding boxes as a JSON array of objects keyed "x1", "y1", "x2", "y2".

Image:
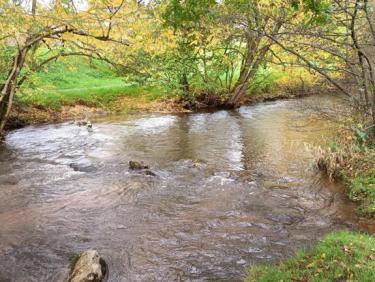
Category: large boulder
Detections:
[{"x1": 68, "y1": 250, "x2": 107, "y2": 282}]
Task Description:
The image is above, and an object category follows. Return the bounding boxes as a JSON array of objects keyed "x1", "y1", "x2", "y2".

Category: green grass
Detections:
[
  {"x1": 348, "y1": 169, "x2": 375, "y2": 217},
  {"x1": 18, "y1": 56, "x2": 168, "y2": 109},
  {"x1": 16, "y1": 52, "x2": 316, "y2": 111},
  {"x1": 21, "y1": 83, "x2": 143, "y2": 109},
  {"x1": 248, "y1": 67, "x2": 285, "y2": 94},
  {"x1": 246, "y1": 231, "x2": 375, "y2": 282}
]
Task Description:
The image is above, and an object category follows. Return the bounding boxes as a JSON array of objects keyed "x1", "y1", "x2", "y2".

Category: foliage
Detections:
[
  {"x1": 291, "y1": 0, "x2": 333, "y2": 24},
  {"x1": 246, "y1": 231, "x2": 375, "y2": 282},
  {"x1": 0, "y1": 46, "x2": 16, "y2": 84},
  {"x1": 163, "y1": 0, "x2": 217, "y2": 30}
]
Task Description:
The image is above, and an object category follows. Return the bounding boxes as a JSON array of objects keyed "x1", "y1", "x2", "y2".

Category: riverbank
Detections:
[
  {"x1": 245, "y1": 118, "x2": 375, "y2": 281},
  {"x1": 6, "y1": 93, "x2": 188, "y2": 130},
  {"x1": 4, "y1": 54, "x2": 332, "y2": 131},
  {"x1": 317, "y1": 125, "x2": 375, "y2": 218},
  {"x1": 7, "y1": 84, "x2": 326, "y2": 131}
]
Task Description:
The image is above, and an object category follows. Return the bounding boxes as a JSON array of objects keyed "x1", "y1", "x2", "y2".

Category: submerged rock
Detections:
[
  {"x1": 0, "y1": 175, "x2": 19, "y2": 185},
  {"x1": 75, "y1": 120, "x2": 90, "y2": 126},
  {"x1": 128, "y1": 161, "x2": 157, "y2": 177},
  {"x1": 144, "y1": 170, "x2": 157, "y2": 177},
  {"x1": 75, "y1": 120, "x2": 93, "y2": 131},
  {"x1": 69, "y1": 163, "x2": 96, "y2": 173},
  {"x1": 129, "y1": 160, "x2": 149, "y2": 170},
  {"x1": 75, "y1": 120, "x2": 87, "y2": 127},
  {"x1": 68, "y1": 250, "x2": 107, "y2": 282}
]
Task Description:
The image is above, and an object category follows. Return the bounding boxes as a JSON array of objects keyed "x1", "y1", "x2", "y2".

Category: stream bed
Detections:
[{"x1": 0, "y1": 95, "x2": 373, "y2": 281}]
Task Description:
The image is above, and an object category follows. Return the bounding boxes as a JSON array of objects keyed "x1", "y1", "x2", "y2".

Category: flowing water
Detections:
[{"x1": 0, "y1": 95, "x2": 373, "y2": 282}]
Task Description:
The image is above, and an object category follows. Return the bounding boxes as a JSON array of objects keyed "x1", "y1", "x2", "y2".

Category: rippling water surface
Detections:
[{"x1": 0, "y1": 95, "x2": 373, "y2": 281}]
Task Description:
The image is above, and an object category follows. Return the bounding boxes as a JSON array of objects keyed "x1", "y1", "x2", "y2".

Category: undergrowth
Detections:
[{"x1": 317, "y1": 123, "x2": 375, "y2": 217}]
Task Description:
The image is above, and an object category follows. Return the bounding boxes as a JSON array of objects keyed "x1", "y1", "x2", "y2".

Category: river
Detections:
[{"x1": 0, "y1": 94, "x2": 373, "y2": 281}]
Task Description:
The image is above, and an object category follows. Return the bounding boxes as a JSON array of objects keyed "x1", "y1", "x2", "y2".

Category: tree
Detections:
[
  {"x1": 223, "y1": 0, "x2": 285, "y2": 107},
  {"x1": 0, "y1": 0, "x2": 132, "y2": 135},
  {"x1": 263, "y1": 0, "x2": 375, "y2": 124},
  {"x1": 159, "y1": 0, "x2": 331, "y2": 107}
]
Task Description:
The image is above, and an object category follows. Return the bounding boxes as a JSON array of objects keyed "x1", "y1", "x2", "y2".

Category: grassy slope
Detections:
[
  {"x1": 18, "y1": 57, "x2": 168, "y2": 110},
  {"x1": 349, "y1": 168, "x2": 375, "y2": 216},
  {"x1": 17, "y1": 55, "x2": 321, "y2": 111},
  {"x1": 246, "y1": 231, "x2": 375, "y2": 282},
  {"x1": 319, "y1": 133, "x2": 375, "y2": 218}
]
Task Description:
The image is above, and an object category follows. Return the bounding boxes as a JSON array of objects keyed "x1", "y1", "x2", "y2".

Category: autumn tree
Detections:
[
  {"x1": 265, "y1": 0, "x2": 375, "y2": 125},
  {"x1": 159, "y1": 0, "x2": 332, "y2": 107},
  {"x1": 0, "y1": 0, "x2": 133, "y2": 135}
]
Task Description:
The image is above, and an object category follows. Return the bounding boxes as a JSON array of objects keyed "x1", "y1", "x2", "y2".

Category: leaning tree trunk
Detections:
[
  {"x1": 227, "y1": 70, "x2": 252, "y2": 108},
  {"x1": 0, "y1": 47, "x2": 29, "y2": 135},
  {"x1": 227, "y1": 19, "x2": 284, "y2": 108},
  {"x1": 227, "y1": 43, "x2": 270, "y2": 108},
  {"x1": 226, "y1": 38, "x2": 258, "y2": 108}
]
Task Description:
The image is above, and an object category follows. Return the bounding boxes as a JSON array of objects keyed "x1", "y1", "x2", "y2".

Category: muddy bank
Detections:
[{"x1": 6, "y1": 97, "x2": 188, "y2": 131}]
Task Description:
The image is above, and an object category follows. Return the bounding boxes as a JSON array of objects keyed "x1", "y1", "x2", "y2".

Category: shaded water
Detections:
[{"x1": 0, "y1": 95, "x2": 373, "y2": 281}]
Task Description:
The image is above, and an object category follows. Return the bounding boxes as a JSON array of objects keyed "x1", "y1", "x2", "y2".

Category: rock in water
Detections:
[
  {"x1": 144, "y1": 170, "x2": 157, "y2": 177},
  {"x1": 68, "y1": 250, "x2": 107, "y2": 282},
  {"x1": 129, "y1": 160, "x2": 149, "y2": 170}
]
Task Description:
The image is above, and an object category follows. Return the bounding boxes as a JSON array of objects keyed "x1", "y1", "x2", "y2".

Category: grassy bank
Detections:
[
  {"x1": 246, "y1": 231, "x2": 375, "y2": 282},
  {"x1": 9, "y1": 54, "x2": 327, "y2": 130},
  {"x1": 246, "y1": 124, "x2": 375, "y2": 282},
  {"x1": 317, "y1": 126, "x2": 375, "y2": 218},
  {"x1": 16, "y1": 56, "x2": 322, "y2": 109},
  {"x1": 7, "y1": 57, "x2": 186, "y2": 128},
  {"x1": 18, "y1": 57, "x2": 171, "y2": 110}
]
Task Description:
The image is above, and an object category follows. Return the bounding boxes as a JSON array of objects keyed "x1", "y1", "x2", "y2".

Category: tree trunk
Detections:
[
  {"x1": 227, "y1": 43, "x2": 270, "y2": 108},
  {"x1": 31, "y1": 0, "x2": 37, "y2": 15},
  {"x1": 180, "y1": 72, "x2": 190, "y2": 94},
  {"x1": 227, "y1": 20, "x2": 283, "y2": 108},
  {"x1": 226, "y1": 38, "x2": 257, "y2": 107},
  {"x1": 0, "y1": 47, "x2": 29, "y2": 135}
]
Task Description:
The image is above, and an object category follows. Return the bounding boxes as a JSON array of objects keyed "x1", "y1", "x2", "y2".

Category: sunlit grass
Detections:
[
  {"x1": 16, "y1": 53, "x2": 321, "y2": 111},
  {"x1": 246, "y1": 231, "x2": 375, "y2": 282},
  {"x1": 17, "y1": 56, "x2": 168, "y2": 109}
]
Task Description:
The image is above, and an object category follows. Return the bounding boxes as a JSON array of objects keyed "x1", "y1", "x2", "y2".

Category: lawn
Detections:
[{"x1": 18, "y1": 56, "x2": 168, "y2": 109}]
